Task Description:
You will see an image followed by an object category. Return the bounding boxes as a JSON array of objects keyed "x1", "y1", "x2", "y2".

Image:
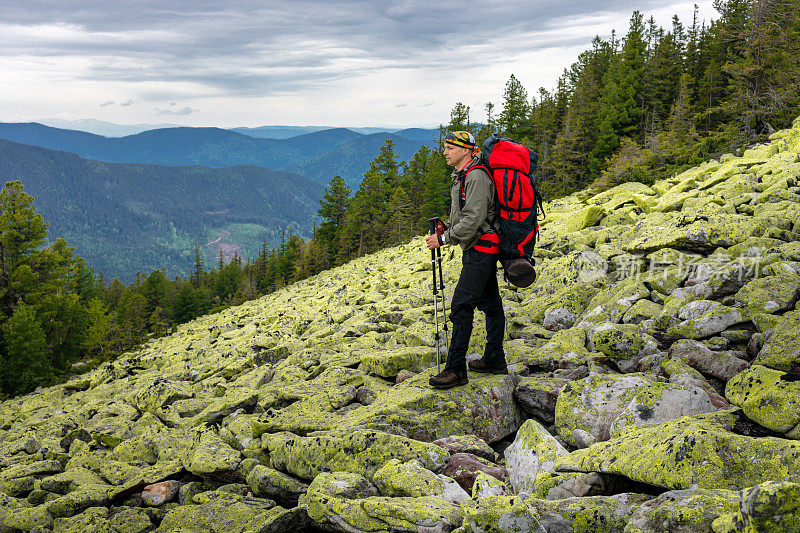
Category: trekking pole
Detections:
[
  {"x1": 434, "y1": 222, "x2": 449, "y2": 355},
  {"x1": 429, "y1": 218, "x2": 443, "y2": 373}
]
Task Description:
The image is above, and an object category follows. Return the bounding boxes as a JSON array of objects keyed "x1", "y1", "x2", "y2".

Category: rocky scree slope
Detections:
[{"x1": 4, "y1": 120, "x2": 800, "y2": 532}]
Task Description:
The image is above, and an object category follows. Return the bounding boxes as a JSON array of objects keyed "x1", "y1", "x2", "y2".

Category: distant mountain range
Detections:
[
  {"x1": 0, "y1": 122, "x2": 439, "y2": 186},
  {"x1": 0, "y1": 138, "x2": 324, "y2": 281},
  {"x1": 38, "y1": 119, "x2": 438, "y2": 139}
]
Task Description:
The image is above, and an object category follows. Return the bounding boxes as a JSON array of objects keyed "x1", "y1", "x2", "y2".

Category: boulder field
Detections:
[{"x1": 3, "y1": 119, "x2": 800, "y2": 532}]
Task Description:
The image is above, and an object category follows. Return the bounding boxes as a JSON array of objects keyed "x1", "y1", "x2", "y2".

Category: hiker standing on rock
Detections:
[{"x1": 425, "y1": 131, "x2": 508, "y2": 389}]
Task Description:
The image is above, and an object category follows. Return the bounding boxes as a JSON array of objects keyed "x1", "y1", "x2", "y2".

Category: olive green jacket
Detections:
[{"x1": 442, "y1": 155, "x2": 498, "y2": 251}]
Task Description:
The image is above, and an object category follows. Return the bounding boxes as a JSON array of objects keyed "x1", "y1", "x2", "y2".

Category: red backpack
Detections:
[{"x1": 460, "y1": 134, "x2": 544, "y2": 287}]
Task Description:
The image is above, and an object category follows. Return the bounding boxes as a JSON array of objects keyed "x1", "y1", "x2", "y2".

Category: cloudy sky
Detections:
[{"x1": 1, "y1": 0, "x2": 719, "y2": 128}]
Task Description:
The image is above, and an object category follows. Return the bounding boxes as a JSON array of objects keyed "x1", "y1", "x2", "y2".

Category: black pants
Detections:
[{"x1": 444, "y1": 247, "x2": 506, "y2": 374}]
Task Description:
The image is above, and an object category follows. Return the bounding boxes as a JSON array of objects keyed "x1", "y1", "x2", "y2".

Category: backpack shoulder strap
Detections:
[{"x1": 458, "y1": 164, "x2": 491, "y2": 210}]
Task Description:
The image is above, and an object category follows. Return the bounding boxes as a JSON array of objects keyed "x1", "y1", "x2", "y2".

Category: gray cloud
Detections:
[
  {"x1": 120, "y1": 99, "x2": 134, "y2": 106},
  {"x1": 394, "y1": 104, "x2": 407, "y2": 108},
  {"x1": 99, "y1": 100, "x2": 114, "y2": 107},
  {"x1": 0, "y1": 1, "x2": 712, "y2": 97},
  {"x1": 155, "y1": 106, "x2": 196, "y2": 116}
]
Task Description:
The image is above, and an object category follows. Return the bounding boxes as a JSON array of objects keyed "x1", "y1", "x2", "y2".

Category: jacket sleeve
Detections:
[{"x1": 444, "y1": 169, "x2": 492, "y2": 245}]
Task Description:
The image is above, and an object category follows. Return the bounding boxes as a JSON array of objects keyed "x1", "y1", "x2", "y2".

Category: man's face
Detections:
[{"x1": 443, "y1": 142, "x2": 470, "y2": 167}]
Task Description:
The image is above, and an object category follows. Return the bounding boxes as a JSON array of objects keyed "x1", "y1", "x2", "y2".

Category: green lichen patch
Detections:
[
  {"x1": 459, "y1": 495, "x2": 539, "y2": 533},
  {"x1": 712, "y1": 481, "x2": 800, "y2": 533},
  {"x1": 269, "y1": 429, "x2": 449, "y2": 481},
  {"x1": 505, "y1": 419, "x2": 569, "y2": 494},
  {"x1": 666, "y1": 305, "x2": 747, "y2": 340},
  {"x1": 734, "y1": 274, "x2": 800, "y2": 315},
  {"x1": 360, "y1": 347, "x2": 435, "y2": 378},
  {"x1": 555, "y1": 410, "x2": 800, "y2": 490},
  {"x1": 579, "y1": 280, "x2": 650, "y2": 325},
  {"x1": 472, "y1": 471, "x2": 509, "y2": 499},
  {"x1": 554, "y1": 373, "x2": 718, "y2": 448},
  {"x1": 624, "y1": 486, "x2": 739, "y2": 533},
  {"x1": 725, "y1": 364, "x2": 800, "y2": 435},
  {"x1": 180, "y1": 428, "x2": 241, "y2": 476},
  {"x1": 753, "y1": 309, "x2": 800, "y2": 371},
  {"x1": 517, "y1": 328, "x2": 589, "y2": 369},
  {"x1": 525, "y1": 493, "x2": 651, "y2": 533},
  {"x1": 158, "y1": 490, "x2": 285, "y2": 532},
  {"x1": 586, "y1": 322, "x2": 658, "y2": 367}
]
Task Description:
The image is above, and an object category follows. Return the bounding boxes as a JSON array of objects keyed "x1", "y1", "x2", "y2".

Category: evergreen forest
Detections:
[{"x1": 1, "y1": 0, "x2": 799, "y2": 397}]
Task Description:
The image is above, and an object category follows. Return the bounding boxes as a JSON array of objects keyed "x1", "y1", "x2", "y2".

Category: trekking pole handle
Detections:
[{"x1": 428, "y1": 217, "x2": 439, "y2": 236}]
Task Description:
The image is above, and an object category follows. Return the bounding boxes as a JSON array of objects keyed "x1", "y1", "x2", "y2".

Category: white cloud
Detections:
[{"x1": 0, "y1": 0, "x2": 721, "y2": 127}]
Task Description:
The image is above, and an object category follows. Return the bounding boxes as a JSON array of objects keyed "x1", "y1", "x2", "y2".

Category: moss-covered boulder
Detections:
[
  {"x1": 180, "y1": 427, "x2": 241, "y2": 476},
  {"x1": 725, "y1": 364, "x2": 800, "y2": 436},
  {"x1": 517, "y1": 328, "x2": 590, "y2": 369},
  {"x1": 556, "y1": 410, "x2": 800, "y2": 490},
  {"x1": 554, "y1": 373, "x2": 719, "y2": 448},
  {"x1": 505, "y1": 419, "x2": 569, "y2": 494}
]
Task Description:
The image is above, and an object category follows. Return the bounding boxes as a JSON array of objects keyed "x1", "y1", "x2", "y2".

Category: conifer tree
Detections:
[
  {"x1": 315, "y1": 175, "x2": 350, "y2": 266},
  {"x1": 2, "y1": 303, "x2": 52, "y2": 393},
  {"x1": 498, "y1": 74, "x2": 531, "y2": 137}
]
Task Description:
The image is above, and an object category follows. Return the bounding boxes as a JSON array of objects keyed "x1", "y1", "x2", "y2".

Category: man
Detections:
[{"x1": 425, "y1": 131, "x2": 507, "y2": 389}]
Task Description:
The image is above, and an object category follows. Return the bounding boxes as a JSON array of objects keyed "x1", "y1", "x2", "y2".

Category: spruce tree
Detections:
[
  {"x1": 2, "y1": 303, "x2": 52, "y2": 394},
  {"x1": 499, "y1": 74, "x2": 531, "y2": 137}
]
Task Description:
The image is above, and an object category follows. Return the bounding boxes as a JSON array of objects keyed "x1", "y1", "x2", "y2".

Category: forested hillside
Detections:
[
  {"x1": 0, "y1": 123, "x2": 436, "y2": 186},
  {"x1": 0, "y1": 139, "x2": 323, "y2": 279}
]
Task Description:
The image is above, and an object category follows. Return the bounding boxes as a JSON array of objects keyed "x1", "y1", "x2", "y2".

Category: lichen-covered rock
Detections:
[
  {"x1": 45, "y1": 483, "x2": 111, "y2": 518},
  {"x1": 711, "y1": 481, "x2": 800, "y2": 533},
  {"x1": 666, "y1": 305, "x2": 748, "y2": 340},
  {"x1": 621, "y1": 299, "x2": 663, "y2": 324},
  {"x1": 373, "y1": 459, "x2": 468, "y2": 503},
  {"x1": 624, "y1": 485, "x2": 739, "y2": 533},
  {"x1": 40, "y1": 467, "x2": 107, "y2": 494},
  {"x1": 305, "y1": 486, "x2": 464, "y2": 533},
  {"x1": 579, "y1": 280, "x2": 650, "y2": 325},
  {"x1": 472, "y1": 471, "x2": 508, "y2": 498},
  {"x1": 457, "y1": 495, "x2": 540, "y2": 533},
  {"x1": 531, "y1": 472, "x2": 623, "y2": 501},
  {"x1": 556, "y1": 410, "x2": 800, "y2": 490},
  {"x1": 505, "y1": 419, "x2": 568, "y2": 494},
  {"x1": 554, "y1": 373, "x2": 719, "y2": 448},
  {"x1": 433, "y1": 435, "x2": 496, "y2": 462},
  {"x1": 268, "y1": 429, "x2": 449, "y2": 481},
  {"x1": 734, "y1": 274, "x2": 800, "y2": 314},
  {"x1": 586, "y1": 323, "x2": 659, "y2": 370},
  {"x1": 525, "y1": 493, "x2": 650, "y2": 533},
  {"x1": 245, "y1": 464, "x2": 308, "y2": 507},
  {"x1": 3, "y1": 505, "x2": 55, "y2": 531},
  {"x1": 181, "y1": 427, "x2": 241, "y2": 476},
  {"x1": 513, "y1": 376, "x2": 569, "y2": 424},
  {"x1": 661, "y1": 357, "x2": 730, "y2": 409},
  {"x1": 158, "y1": 490, "x2": 291, "y2": 532},
  {"x1": 443, "y1": 453, "x2": 508, "y2": 493},
  {"x1": 753, "y1": 309, "x2": 800, "y2": 372},
  {"x1": 360, "y1": 347, "x2": 435, "y2": 378},
  {"x1": 725, "y1": 364, "x2": 800, "y2": 436},
  {"x1": 668, "y1": 339, "x2": 750, "y2": 381}
]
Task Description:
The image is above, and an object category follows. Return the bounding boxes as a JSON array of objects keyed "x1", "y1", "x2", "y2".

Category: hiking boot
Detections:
[
  {"x1": 468, "y1": 358, "x2": 508, "y2": 375},
  {"x1": 429, "y1": 370, "x2": 468, "y2": 389}
]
